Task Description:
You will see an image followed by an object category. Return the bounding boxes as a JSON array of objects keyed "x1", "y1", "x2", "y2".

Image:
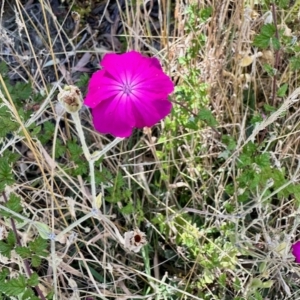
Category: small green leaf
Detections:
[
  {"x1": 7, "y1": 193, "x2": 22, "y2": 213},
  {"x1": 263, "y1": 64, "x2": 276, "y2": 76},
  {"x1": 0, "y1": 157, "x2": 15, "y2": 192},
  {"x1": 0, "y1": 241, "x2": 13, "y2": 258},
  {"x1": 264, "y1": 103, "x2": 276, "y2": 112},
  {"x1": 16, "y1": 246, "x2": 31, "y2": 258},
  {"x1": 13, "y1": 82, "x2": 32, "y2": 101},
  {"x1": 39, "y1": 121, "x2": 55, "y2": 144},
  {"x1": 29, "y1": 236, "x2": 48, "y2": 257},
  {"x1": 46, "y1": 290, "x2": 55, "y2": 300},
  {"x1": 120, "y1": 202, "x2": 134, "y2": 215},
  {"x1": 0, "y1": 275, "x2": 26, "y2": 296},
  {"x1": 250, "y1": 278, "x2": 274, "y2": 289},
  {"x1": 54, "y1": 139, "x2": 66, "y2": 159},
  {"x1": 0, "y1": 106, "x2": 19, "y2": 139},
  {"x1": 1, "y1": 193, "x2": 23, "y2": 221},
  {"x1": 253, "y1": 33, "x2": 271, "y2": 49},
  {"x1": 34, "y1": 222, "x2": 51, "y2": 240},
  {"x1": 7, "y1": 231, "x2": 16, "y2": 247},
  {"x1": 198, "y1": 108, "x2": 218, "y2": 127},
  {"x1": 222, "y1": 135, "x2": 236, "y2": 151},
  {"x1": 3, "y1": 150, "x2": 21, "y2": 164},
  {"x1": 72, "y1": 162, "x2": 88, "y2": 176},
  {"x1": 255, "y1": 153, "x2": 270, "y2": 168},
  {"x1": 218, "y1": 273, "x2": 227, "y2": 287},
  {"x1": 277, "y1": 83, "x2": 288, "y2": 97},
  {"x1": 271, "y1": 37, "x2": 280, "y2": 50},
  {"x1": 0, "y1": 268, "x2": 9, "y2": 282},
  {"x1": 67, "y1": 140, "x2": 83, "y2": 158},
  {"x1": 31, "y1": 255, "x2": 42, "y2": 267},
  {"x1": 260, "y1": 24, "x2": 276, "y2": 37},
  {"x1": 22, "y1": 288, "x2": 39, "y2": 300},
  {"x1": 30, "y1": 125, "x2": 41, "y2": 136},
  {"x1": 253, "y1": 24, "x2": 279, "y2": 49},
  {"x1": 27, "y1": 273, "x2": 39, "y2": 286},
  {"x1": 77, "y1": 73, "x2": 89, "y2": 88},
  {"x1": 290, "y1": 56, "x2": 300, "y2": 71},
  {"x1": 277, "y1": 0, "x2": 289, "y2": 8},
  {"x1": 0, "y1": 62, "x2": 8, "y2": 76}
]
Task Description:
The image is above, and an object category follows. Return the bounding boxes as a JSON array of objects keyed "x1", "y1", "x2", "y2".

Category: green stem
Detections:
[
  {"x1": 91, "y1": 137, "x2": 124, "y2": 161},
  {"x1": 56, "y1": 211, "x2": 95, "y2": 241},
  {"x1": 0, "y1": 204, "x2": 31, "y2": 224},
  {"x1": 71, "y1": 111, "x2": 91, "y2": 161}
]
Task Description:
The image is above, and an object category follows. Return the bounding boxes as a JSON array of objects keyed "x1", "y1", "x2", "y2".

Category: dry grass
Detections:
[{"x1": 1, "y1": 0, "x2": 300, "y2": 299}]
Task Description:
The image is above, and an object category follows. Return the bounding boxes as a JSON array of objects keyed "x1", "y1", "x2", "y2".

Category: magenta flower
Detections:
[
  {"x1": 292, "y1": 241, "x2": 300, "y2": 263},
  {"x1": 84, "y1": 51, "x2": 174, "y2": 137}
]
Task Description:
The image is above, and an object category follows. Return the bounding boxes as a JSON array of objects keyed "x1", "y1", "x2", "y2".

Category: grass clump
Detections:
[{"x1": 1, "y1": 0, "x2": 300, "y2": 299}]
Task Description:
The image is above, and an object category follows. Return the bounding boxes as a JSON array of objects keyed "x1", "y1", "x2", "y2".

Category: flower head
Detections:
[
  {"x1": 84, "y1": 51, "x2": 174, "y2": 137},
  {"x1": 124, "y1": 228, "x2": 147, "y2": 253},
  {"x1": 57, "y1": 85, "x2": 82, "y2": 113},
  {"x1": 292, "y1": 241, "x2": 300, "y2": 263}
]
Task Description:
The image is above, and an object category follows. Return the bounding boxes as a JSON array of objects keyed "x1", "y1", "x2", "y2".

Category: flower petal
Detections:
[
  {"x1": 91, "y1": 96, "x2": 136, "y2": 137},
  {"x1": 101, "y1": 52, "x2": 142, "y2": 83},
  {"x1": 292, "y1": 241, "x2": 300, "y2": 263},
  {"x1": 84, "y1": 51, "x2": 174, "y2": 137},
  {"x1": 84, "y1": 71, "x2": 121, "y2": 108},
  {"x1": 131, "y1": 98, "x2": 172, "y2": 128}
]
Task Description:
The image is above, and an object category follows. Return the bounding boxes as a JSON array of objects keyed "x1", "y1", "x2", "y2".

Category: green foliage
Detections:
[
  {"x1": 76, "y1": 73, "x2": 89, "y2": 88},
  {"x1": 67, "y1": 139, "x2": 83, "y2": 157},
  {"x1": 16, "y1": 236, "x2": 48, "y2": 267},
  {"x1": 54, "y1": 139, "x2": 66, "y2": 159},
  {"x1": 0, "y1": 231, "x2": 15, "y2": 258},
  {"x1": 277, "y1": 83, "x2": 288, "y2": 97},
  {"x1": 275, "y1": 0, "x2": 290, "y2": 9},
  {"x1": 0, "y1": 274, "x2": 27, "y2": 296},
  {"x1": 198, "y1": 108, "x2": 218, "y2": 127},
  {"x1": 1, "y1": 3, "x2": 300, "y2": 299},
  {"x1": 27, "y1": 273, "x2": 39, "y2": 287},
  {"x1": 0, "y1": 228, "x2": 48, "y2": 267},
  {"x1": 106, "y1": 172, "x2": 132, "y2": 205},
  {"x1": 263, "y1": 63, "x2": 276, "y2": 76},
  {"x1": 16, "y1": 246, "x2": 31, "y2": 258},
  {"x1": 1, "y1": 77, "x2": 32, "y2": 103},
  {"x1": 289, "y1": 56, "x2": 300, "y2": 71},
  {"x1": 0, "y1": 185, "x2": 48, "y2": 298},
  {"x1": 65, "y1": 139, "x2": 88, "y2": 176},
  {"x1": 0, "y1": 193, "x2": 22, "y2": 221},
  {"x1": 94, "y1": 165, "x2": 113, "y2": 185},
  {"x1": 38, "y1": 121, "x2": 55, "y2": 144},
  {"x1": 0, "y1": 271, "x2": 39, "y2": 300},
  {"x1": 0, "y1": 61, "x2": 8, "y2": 74},
  {"x1": 152, "y1": 212, "x2": 240, "y2": 296},
  {"x1": 12, "y1": 82, "x2": 32, "y2": 102},
  {"x1": 170, "y1": 5, "x2": 215, "y2": 133},
  {"x1": 0, "y1": 106, "x2": 19, "y2": 138},
  {"x1": 120, "y1": 201, "x2": 134, "y2": 214},
  {"x1": 29, "y1": 236, "x2": 48, "y2": 257},
  {"x1": 253, "y1": 24, "x2": 280, "y2": 50},
  {"x1": 223, "y1": 141, "x2": 300, "y2": 204}
]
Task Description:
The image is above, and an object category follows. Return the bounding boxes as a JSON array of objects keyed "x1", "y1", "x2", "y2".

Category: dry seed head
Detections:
[
  {"x1": 124, "y1": 228, "x2": 147, "y2": 253},
  {"x1": 57, "y1": 85, "x2": 82, "y2": 113}
]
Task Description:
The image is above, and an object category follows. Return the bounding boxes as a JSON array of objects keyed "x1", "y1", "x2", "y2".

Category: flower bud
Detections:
[{"x1": 57, "y1": 85, "x2": 82, "y2": 113}]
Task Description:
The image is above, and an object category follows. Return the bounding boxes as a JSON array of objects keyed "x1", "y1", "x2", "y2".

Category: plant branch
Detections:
[
  {"x1": 271, "y1": 3, "x2": 281, "y2": 106},
  {"x1": 2, "y1": 191, "x2": 46, "y2": 300}
]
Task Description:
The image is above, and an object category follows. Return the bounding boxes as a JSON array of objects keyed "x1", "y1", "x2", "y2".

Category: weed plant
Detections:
[{"x1": 1, "y1": 0, "x2": 300, "y2": 299}]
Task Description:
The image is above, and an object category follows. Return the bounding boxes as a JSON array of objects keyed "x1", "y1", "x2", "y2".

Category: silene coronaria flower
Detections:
[
  {"x1": 84, "y1": 51, "x2": 174, "y2": 137},
  {"x1": 292, "y1": 241, "x2": 300, "y2": 263}
]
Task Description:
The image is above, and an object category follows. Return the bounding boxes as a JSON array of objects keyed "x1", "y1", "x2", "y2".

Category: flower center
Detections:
[{"x1": 122, "y1": 83, "x2": 133, "y2": 95}]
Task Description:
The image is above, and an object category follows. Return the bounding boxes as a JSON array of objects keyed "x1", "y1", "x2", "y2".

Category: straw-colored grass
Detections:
[{"x1": 1, "y1": 0, "x2": 300, "y2": 299}]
